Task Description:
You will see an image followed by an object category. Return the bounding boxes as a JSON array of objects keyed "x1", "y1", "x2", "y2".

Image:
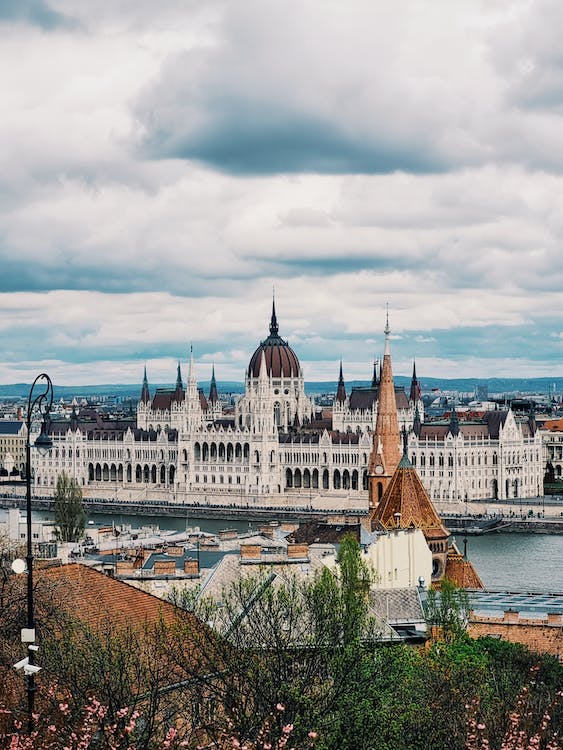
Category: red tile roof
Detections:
[{"x1": 39, "y1": 563, "x2": 186, "y2": 630}]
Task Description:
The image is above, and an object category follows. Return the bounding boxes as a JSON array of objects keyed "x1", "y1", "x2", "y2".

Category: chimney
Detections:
[
  {"x1": 219, "y1": 528, "x2": 238, "y2": 540},
  {"x1": 240, "y1": 544, "x2": 262, "y2": 560},
  {"x1": 166, "y1": 545, "x2": 184, "y2": 557},
  {"x1": 287, "y1": 543, "x2": 308, "y2": 559},
  {"x1": 504, "y1": 609, "x2": 519, "y2": 624},
  {"x1": 183, "y1": 557, "x2": 199, "y2": 575},
  {"x1": 154, "y1": 559, "x2": 176, "y2": 576},
  {"x1": 115, "y1": 560, "x2": 134, "y2": 575}
]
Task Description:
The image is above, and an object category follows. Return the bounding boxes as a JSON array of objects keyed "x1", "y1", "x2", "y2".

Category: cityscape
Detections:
[{"x1": 1, "y1": 2, "x2": 563, "y2": 749}]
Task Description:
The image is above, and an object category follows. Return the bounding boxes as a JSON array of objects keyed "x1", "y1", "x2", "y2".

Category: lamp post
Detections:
[{"x1": 24, "y1": 373, "x2": 53, "y2": 733}]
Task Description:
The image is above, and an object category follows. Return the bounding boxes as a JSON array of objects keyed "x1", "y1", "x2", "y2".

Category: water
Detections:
[
  {"x1": 4, "y1": 508, "x2": 562, "y2": 593},
  {"x1": 463, "y1": 533, "x2": 563, "y2": 593}
]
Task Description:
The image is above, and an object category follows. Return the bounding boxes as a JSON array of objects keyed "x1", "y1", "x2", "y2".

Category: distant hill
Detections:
[{"x1": 0, "y1": 376, "x2": 561, "y2": 401}]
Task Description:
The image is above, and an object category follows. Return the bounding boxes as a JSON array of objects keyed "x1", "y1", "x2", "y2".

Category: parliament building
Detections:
[{"x1": 32, "y1": 303, "x2": 544, "y2": 506}]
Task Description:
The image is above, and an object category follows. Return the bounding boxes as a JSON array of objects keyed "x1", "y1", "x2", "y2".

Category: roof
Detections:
[
  {"x1": 370, "y1": 587, "x2": 425, "y2": 625},
  {"x1": 287, "y1": 522, "x2": 361, "y2": 544},
  {"x1": 248, "y1": 302, "x2": 301, "y2": 378},
  {"x1": 38, "y1": 562, "x2": 186, "y2": 629},
  {"x1": 371, "y1": 453, "x2": 449, "y2": 540},
  {"x1": 443, "y1": 551, "x2": 484, "y2": 590},
  {"x1": 0, "y1": 421, "x2": 24, "y2": 435}
]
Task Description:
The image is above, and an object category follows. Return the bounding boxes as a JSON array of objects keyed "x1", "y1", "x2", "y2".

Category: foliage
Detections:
[
  {"x1": 53, "y1": 471, "x2": 86, "y2": 542},
  {"x1": 1, "y1": 535, "x2": 562, "y2": 750},
  {"x1": 425, "y1": 577, "x2": 470, "y2": 643}
]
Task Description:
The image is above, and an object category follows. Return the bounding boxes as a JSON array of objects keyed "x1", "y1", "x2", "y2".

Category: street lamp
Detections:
[{"x1": 22, "y1": 373, "x2": 53, "y2": 733}]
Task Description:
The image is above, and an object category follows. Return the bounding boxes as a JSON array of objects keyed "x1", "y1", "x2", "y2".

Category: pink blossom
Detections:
[{"x1": 276, "y1": 703, "x2": 285, "y2": 712}]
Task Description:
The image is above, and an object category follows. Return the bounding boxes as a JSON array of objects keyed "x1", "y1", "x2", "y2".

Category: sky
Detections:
[{"x1": 1, "y1": 0, "x2": 563, "y2": 387}]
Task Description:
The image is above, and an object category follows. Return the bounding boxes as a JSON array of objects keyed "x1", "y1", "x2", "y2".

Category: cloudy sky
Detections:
[{"x1": 1, "y1": 0, "x2": 563, "y2": 387}]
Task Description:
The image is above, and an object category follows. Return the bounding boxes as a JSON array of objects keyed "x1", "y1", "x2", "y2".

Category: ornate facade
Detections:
[{"x1": 32, "y1": 303, "x2": 543, "y2": 505}]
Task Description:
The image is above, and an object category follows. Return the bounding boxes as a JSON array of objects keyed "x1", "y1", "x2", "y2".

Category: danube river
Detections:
[{"x1": 6, "y1": 508, "x2": 563, "y2": 593}]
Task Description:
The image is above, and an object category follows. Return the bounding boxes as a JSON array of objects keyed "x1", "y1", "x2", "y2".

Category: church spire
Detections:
[
  {"x1": 209, "y1": 364, "x2": 218, "y2": 404},
  {"x1": 140, "y1": 365, "x2": 150, "y2": 404},
  {"x1": 409, "y1": 360, "x2": 421, "y2": 403},
  {"x1": 336, "y1": 360, "x2": 347, "y2": 403},
  {"x1": 368, "y1": 308, "x2": 402, "y2": 512}
]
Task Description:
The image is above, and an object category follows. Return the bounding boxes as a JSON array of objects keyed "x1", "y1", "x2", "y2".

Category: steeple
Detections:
[
  {"x1": 270, "y1": 294, "x2": 279, "y2": 337},
  {"x1": 140, "y1": 365, "x2": 150, "y2": 404},
  {"x1": 336, "y1": 360, "x2": 347, "y2": 403},
  {"x1": 409, "y1": 360, "x2": 421, "y2": 403},
  {"x1": 175, "y1": 361, "x2": 183, "y2": 394},
  {"x1": 368, "y1": 308, "x2": 402, "y2": 510},
  {"x1": 209, "y1": 364, "x2": 218, "y2": 404}
]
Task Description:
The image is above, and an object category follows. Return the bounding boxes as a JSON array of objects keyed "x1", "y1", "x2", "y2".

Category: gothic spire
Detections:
[
  {"x1": 336, "y1": 360, "x2": 347, "y2": 403},
  {"x1": 409, "y1": 359, "x2": 421, "y2": 403},
  {"x1": 140, "y1": 364, "x2": 150, "y2": 404},
  {"x1": 209, "y1": 364, "x2": 218, "y2": 404},
  {"x1": 368, "y1": 308, "x2": 402, "y2": 509},
  {"x1": 175, "y1": 361, "x2": 183, "y2": 392},
  {"x1": 371, "y1": 358, "x2": 379, "y2": 388},
  {"x1": 269, "y1": 294, "x2": 279, "y2": 337}
]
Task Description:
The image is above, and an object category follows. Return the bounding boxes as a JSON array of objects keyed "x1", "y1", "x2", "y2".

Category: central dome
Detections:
[{"x1": 248, "y1": 302, "x2": 301, "y2": 378}]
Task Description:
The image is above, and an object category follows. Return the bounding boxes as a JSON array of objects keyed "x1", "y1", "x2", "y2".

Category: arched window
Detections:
[{"x1": 333, "y1": 470, "x2": 341, "y2": 490}]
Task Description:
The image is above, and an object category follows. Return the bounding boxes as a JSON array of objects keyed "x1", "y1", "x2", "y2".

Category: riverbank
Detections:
[{"x1": 2, "y1": 493, "x2": 563, "y2": 532}]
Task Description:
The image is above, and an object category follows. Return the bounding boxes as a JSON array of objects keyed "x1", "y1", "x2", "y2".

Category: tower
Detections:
[
  {"x1": 409, "y1": 360, "x2": 421, "y2": 403},
  {"x1": 370, "y1": 429, "x2": 451, "y2": 581},
  {"x1": 367, "y1": 309, "x2": 402, "y2": 508}
]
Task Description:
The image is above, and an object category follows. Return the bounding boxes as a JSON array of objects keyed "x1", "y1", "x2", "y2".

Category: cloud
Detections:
[
  {"x1": 0, "y1": 0, "x2": 75, "y2": 29},
  {"x1": 1, "y1": 1, "x2": 563, "y2": 383}
]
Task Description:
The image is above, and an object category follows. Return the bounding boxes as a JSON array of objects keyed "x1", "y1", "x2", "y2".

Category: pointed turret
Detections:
[
  {"x1": 175, "y1": 361, "x2": 183, "y2": 390},
  {"x1": 336, "y1": 360, "x2": 347, "y2": 403},
  {"x1": 371, "y1": 358, "x2": 379, "y2": 388},
  {"x1": 209, "y1": 364, "x2": 218, "y2": 404},
  {"x1": 368, "y1": 308, "x2": 402, "y2": 509},
  {"x1": 140, "y1": 365, "x2": 150, "y2": 404},
  {"x1": 409, "y1": 360, "x2": 421, "y2": 403}
]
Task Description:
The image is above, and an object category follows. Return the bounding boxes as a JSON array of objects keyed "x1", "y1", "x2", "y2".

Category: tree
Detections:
[
  {"x1": 425, "y1": 577, "x2": 470, "y2": 643},
  {"x1": 53, "y1": 472, "x2": 86, "y2": 542}
]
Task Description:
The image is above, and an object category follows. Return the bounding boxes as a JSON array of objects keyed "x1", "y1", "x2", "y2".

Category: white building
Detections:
[{"x1": 31, "y1": 304, "x2": 543, "y2": 505}]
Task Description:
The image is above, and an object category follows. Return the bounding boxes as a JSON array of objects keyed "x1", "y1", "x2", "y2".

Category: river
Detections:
[{"x1": 4, "y1": 508, "x2": 563, "y2": 594}]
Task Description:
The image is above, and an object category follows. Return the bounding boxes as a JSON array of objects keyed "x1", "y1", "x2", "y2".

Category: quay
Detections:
[{"x1": 1, "y1": 490, "x2": 563, "y2": 531}]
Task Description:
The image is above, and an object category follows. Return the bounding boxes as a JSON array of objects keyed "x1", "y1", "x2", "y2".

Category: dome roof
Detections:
[{"x1": 248, "y1": 302, "x2": 301, "y2": 379}]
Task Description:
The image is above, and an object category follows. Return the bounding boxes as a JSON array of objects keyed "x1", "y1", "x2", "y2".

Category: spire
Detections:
[
  {"x1": 209, "y1": 364, "x2": 218, "y2": 404},
  {"x1": 140, "y1": 365, "x2": 150, "y2": 404},
  {"x1": 371, "y1": 358, "x2": 379, "y2": 388},
  {"x1": 368, "y1": 309, "x2": 402, "y2": 509},
  {"x1": 409, "y1": 360, "x2": 421, "y2": 403},
  {"x1": 384, "y1": 302, "x2": 391, "y2": 356},
  {"x1": 188, "y1": 345, "x2": 197, "y2": 387},
  {"x1": 269, "y1": 294, "x2": 279, "y2": 337},
  {"x1": 336, "y1": 360, "x2": 347, "y2": 403},
  {"x1": 175, "y1": 361, "x2": 183, "y2": 391}
]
